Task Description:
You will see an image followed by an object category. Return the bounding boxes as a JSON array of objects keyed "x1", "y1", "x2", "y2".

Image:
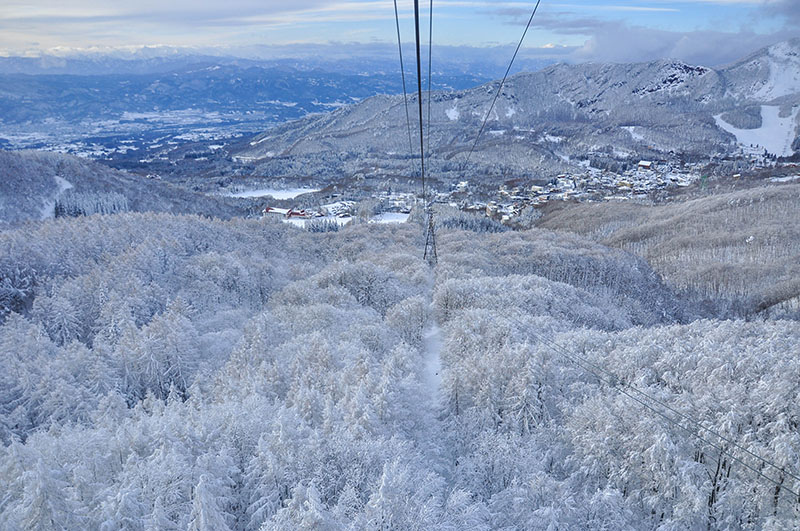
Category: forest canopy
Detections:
[{"x1": 0, "y1": 205, "x2": 798, "y2": 529}]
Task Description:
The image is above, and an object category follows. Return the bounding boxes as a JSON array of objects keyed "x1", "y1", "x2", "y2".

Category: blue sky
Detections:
[{"x1": 0, "y1": 0, "x2": 797, "y2": 64}]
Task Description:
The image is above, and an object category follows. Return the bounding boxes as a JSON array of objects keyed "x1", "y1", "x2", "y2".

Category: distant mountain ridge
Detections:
[
  {"x1": 0, "y1": 61, "x2": 491, "y2": 158},
  {"x1": 0, "y1": 64, "x2": 487, "y2": 126},
  {"x1": 234, "y1": 39, "x2": 800, "y2": 183}
]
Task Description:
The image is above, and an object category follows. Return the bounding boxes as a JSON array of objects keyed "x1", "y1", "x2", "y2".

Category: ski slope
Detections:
[{"x1": 715, "y1": 105, "x2": 799, "y2": 157}]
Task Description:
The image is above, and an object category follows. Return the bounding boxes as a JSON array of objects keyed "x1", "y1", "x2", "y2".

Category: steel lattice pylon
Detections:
[{"x1": 423, "y1": 209, "x2": 437, "y2": 266}]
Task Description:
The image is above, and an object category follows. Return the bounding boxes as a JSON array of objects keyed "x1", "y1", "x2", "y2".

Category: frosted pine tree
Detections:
[
  {"x1": 15, "y1": 458, "x2": 82, "y2": 530},
  {"x1": 187, "y1": 474, "x2": 232, "y2": 531},
  {"x1": 263, "y1": 483, "x2": 338, "y2": 531}
]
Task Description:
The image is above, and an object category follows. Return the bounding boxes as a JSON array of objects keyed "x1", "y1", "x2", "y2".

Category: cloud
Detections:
[
  {"x1": 1, "y1": 0, "x2": 798, "y2": 66},
  {"x1": 763, "y1": 0, "x2": 800, "y2": 23},
  {"x1": 0, "y1": 0, "x2": 399, "y2": 52},
  {"x1": 486, "y1": 1, "x2": 799, "y2": 66},
  {"x1": 0, "y1": 1, "x2": 394, "y2": 43},
  {"x1": 572, "y1": 25, "x2": 797, "y2": 65},
  {"x1": 0, "y1": 1, "x2": 388, "y2": 28}
]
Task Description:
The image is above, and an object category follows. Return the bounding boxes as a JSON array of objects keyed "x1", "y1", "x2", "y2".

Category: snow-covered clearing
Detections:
[
  {"x1": 715, "y1": 105, "x2": 799, "y2": 157},
  {"x1": 410, "y1": 299, "x2": 447, "y2": 480},
  {"x1": 771, "y1": 175, "x2": 800, "y2": 183},
  {"x1": 227, "y1": 187, "x2": 319, "y2": 199},
  {"x1": 250, "y1": 136, "x2": 270, "y2": 146},
  {"x1": 445, "y1": 105, "x2": 460, "y2": 121},
  {"x1": 421, "y1": 324, "x2": 442, "y2": 404},
  {"x1": 623, "y1": 126, "x2": 645, "y2": 142},
  {"x1": 282, "y1": 212, "x2": 408, "y2": 228}
]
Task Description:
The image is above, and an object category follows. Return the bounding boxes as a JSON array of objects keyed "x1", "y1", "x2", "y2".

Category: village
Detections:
[
  {"x1": 256, "y1": 155, "x2": 799, "y2": 228},
  {"x1": 256, "y1": 160, "x2": 697, "y2": 228},
  {"x1": 451, "y1": 159, "x2": 705, "y2": 222}
]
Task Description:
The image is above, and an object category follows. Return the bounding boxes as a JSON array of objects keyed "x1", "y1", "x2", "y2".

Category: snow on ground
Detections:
[
  {"x1": 280, "y1": 211, "x2": 407, "y2": 229},
  {"x1": 770, "y1": 175, "x2": 800, "y2": 183},
  {"x1": 227, "y1": 187, "x2": 319, "y2": 199},
  {"x1": 446, "y1": 105, "x2": 460, "y2": 121},
  {"x1": 372, "y1": 212, "x2": 410, "y2": 224},
  {"x1": 283, "y1": 215, "x2": 353, "y2": 228},
  {"x1": 623, "y1": 126, "x2": 645, "y2": 142},
  {"x1": 40, "y1": 176, "x2": 73, "y2": 219},
  {"x1": 753, "y1": 42, "x2": 800, "y2": 101},
  {"x1": 421, "y1": 324, "x2": 442, "y2": 405},
  {"x1": 488, "y1": 130, "x2": 506, "y2": 137},
  {"x1": 250, "y1": 136, "x2": 271, "y2": 146},
  {"x1": 715, "y1": 105, "x2": 799, "y2": 157}
]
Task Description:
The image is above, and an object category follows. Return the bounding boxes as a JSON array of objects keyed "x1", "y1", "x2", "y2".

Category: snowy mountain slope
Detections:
[
  {"x1": 234, "y1": 39, "x2": 800, "y2": 182},
  {"x1": 537, "y1": 182, "x2": 800, "y2": 318},
  {"x1": 715, "y1": 105, "x2": 800, "y2": 157},
  {"x1": 0, "y1": 150, "x2": 244, "y2": 225},
  {"x1": 722, "y1": 38, "x2": 800, "y2": 102}
]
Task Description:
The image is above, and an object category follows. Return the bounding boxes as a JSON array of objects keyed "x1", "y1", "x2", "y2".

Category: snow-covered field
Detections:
[
  {"x1": 372, "y1": 212, "x2": 410, "y2": 224},
  {"x1": 445, "y1": 105, "x2": 460, "y2": 121},
  {"x1": 227, "y1": 187, "x2": 320, "y2": 199},
  {"x1": 623, "y1": 126, "x2": 645, "y2": 142},
  {"x1": 282, "y1": 212, "x2": 408, "y2": 228},
  {"x1": 771, "y1": 175, "x2": 800, "y2": 183},
  {"x1": 283, "y1": 215, "x2": 353, "y2": 228},
  {"x1": 715, "y1": 105, "x2": 799, "y2": 157}
]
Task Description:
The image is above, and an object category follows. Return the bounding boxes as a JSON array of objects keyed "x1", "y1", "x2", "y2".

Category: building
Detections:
[{"x1": 263, "y1": 206, "x2": 290, "y2": 216}]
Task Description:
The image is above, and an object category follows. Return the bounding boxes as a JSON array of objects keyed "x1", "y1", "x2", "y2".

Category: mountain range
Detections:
[{"x1": 234, "y1": 39, "x2": 800, "y2": 185}]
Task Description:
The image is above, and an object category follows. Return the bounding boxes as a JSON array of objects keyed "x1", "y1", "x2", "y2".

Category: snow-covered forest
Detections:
[
  {"x1": 1, "y1": 207, "x2": 798, "y2": 529},
  {"x1": 538, "y1": 184, "x2": 800, "y2": 319}
]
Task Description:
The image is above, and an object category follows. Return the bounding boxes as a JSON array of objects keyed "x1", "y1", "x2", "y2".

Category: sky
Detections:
[{"x1": 0, "y1": 0, "x2": 798, "y2": 65}]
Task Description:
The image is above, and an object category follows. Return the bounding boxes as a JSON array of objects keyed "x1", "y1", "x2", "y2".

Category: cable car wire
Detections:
[
  {"x1": 393, "y1": 0, "x2": 417, "y2": 175},
  {"x1": 465, "y1": 0, "x2": 542, "y2": 167},
  {"x1": 413, "y1": 0, "x2": 426, "y2": 203},
  {"x1": 427, "y1": 0, "x2": 433, "y2": 158}
]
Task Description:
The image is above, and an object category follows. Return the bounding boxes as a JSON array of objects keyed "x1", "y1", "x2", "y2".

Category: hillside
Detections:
[
  {"x1": 537, "y1": 182, "x2": 800, "y2": 318},
  {"x1": 0, "y1": 150, "x2": 246, "y2": 225}
]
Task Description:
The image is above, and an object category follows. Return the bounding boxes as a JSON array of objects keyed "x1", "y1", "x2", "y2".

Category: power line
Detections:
[
  {"x1": 510, "y1": 319, "x2": 800, "y2": 500},
  {"x1": 532, "y1": 325, "x2": 800, "y2": 488},
  {"x1": 393, "y1": 0, "x2": 417, "y2": 176},
  {"x1": 465, "y1": 0, "x2": 542, "y2": 167},
  {"x1": 413, "y1": 0, "x2": 438, "y2": 266},
  {"x1": 426, "y1": 0, "x2": 433, "y2": 162},
  {"x1": 413, "y1": 0, "x2": 426, "y2": 202}
]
